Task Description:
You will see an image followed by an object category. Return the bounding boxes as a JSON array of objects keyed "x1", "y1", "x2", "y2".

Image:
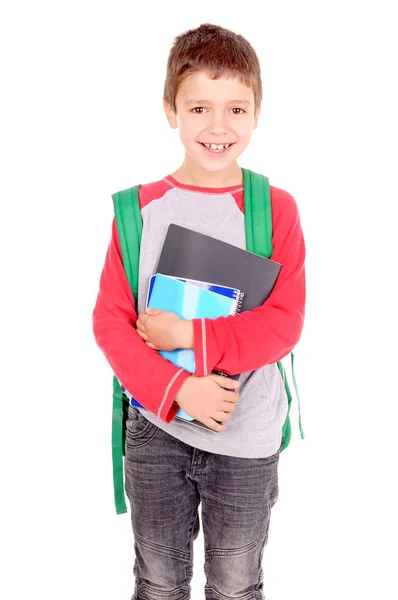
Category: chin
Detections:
[{"x1": 196, "y1": 147, "x2": 240, "y2": 166}]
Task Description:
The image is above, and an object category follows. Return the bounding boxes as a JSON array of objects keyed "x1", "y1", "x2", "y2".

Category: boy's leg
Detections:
[
  {"x1": 197, "y1": 445, "x2": 281, "y2": 600},
  {"x1": 124, "y1": 407, "x2": 200, "y2": 600}
]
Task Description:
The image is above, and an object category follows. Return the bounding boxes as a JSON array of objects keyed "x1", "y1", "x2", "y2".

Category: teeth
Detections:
[{"x1": 203, "y1": 143, "x2": 231, "y2": 151}]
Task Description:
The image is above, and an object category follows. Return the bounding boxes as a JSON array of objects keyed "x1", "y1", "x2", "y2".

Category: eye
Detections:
[
  {"x1": 192, "y1": 107, "x2": 207, "y2": 114},
  {"x1": 231, "y1": 108, "x2": 245, "y2": 115}
]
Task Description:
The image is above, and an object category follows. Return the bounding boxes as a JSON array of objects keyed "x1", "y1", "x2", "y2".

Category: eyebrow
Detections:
[{"x1": 184, "y1": 99, "x2": 252, "y2": 107}]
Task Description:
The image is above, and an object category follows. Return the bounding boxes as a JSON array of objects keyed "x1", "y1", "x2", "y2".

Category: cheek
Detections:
[
  {"x1": 178, "y1": 118, "x2": 202, "y2": 142},
  {"x1": 236, "y1": 129, "x2": 254, "y2": 151},
  {"x1": 235, "y1": 122, "x2": 253, "y2": 139}
]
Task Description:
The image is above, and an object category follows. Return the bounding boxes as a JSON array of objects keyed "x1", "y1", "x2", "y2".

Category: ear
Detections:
[
  {"x1": 253, "y1": 103, "x2": 261, "y2": 130},
  {"x1": 163, "y1": 100, "x2": 178, "y2": 129}
]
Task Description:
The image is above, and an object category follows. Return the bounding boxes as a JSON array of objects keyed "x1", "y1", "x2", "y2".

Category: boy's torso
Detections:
[{"x1": 135, "y1": 174, "x2": 287, "y2": 458}]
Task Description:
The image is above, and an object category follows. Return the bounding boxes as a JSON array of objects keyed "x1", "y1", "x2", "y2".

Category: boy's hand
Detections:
[
  {"x1": 136, "y1": 308, "x2": 193, "y2": 351},
  {"x1": 175, "y1": 374, "x2": 240, "y2": 432}
]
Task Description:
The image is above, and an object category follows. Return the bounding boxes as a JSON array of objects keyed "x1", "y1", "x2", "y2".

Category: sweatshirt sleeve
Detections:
[
  {"x1": 192, "y1": 188, "x2": 306, "y2": 376},
  {"x1": 92, "y1": 217, "x2": 192, "y2": 422}
]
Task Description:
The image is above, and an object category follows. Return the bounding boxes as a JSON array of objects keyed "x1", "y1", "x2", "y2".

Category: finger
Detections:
[
  {"x1": 145, "y1": 308, "x2": 161, "y2": 315},
  {"x1": 138, "y1": 313, "x2": 149, "y2": 325},
  {"x1": 212, "y1": 410, "x2": 233, "y2": 422},
  {"x1": 146, "y1": 342, "x2": 158, "y2": 350},
  {"x1": 137, "y1": 330, "x2": 149, "y2": 341},
  {"x1": 207, "y1": 418, "x2": 227, "y2": 432},
  {"x1": 136, "y1": 316, "x2": 145, "y2": 329},
  {"x1": 208, "y1": 374, "x2": 240, "y2": 389},
  {"x1": 220, "y1": 403, "x2": 238, "y2": 417},
  {"x1": 222, "y1": 391, "x2": 240, "y2": 406}
]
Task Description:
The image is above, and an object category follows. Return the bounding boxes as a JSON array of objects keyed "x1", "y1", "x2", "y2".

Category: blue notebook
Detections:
[
  {"x1": 148, "y1": 275, "x2": 244, "y2": 304},
  {"x1": 120, "y1": 274, "x2": 243, "y2": 427}
]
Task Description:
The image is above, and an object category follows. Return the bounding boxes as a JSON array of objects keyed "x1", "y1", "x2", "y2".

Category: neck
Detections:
[{"x1": 171, "y1": 157, "x2": 242, "y2": 188}]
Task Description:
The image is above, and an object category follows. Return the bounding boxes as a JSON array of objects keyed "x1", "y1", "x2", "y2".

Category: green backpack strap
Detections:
[
  {"x1": 111, "y1": 184, "x2": 143, "y2": 515},
  {"x1": 242, "y1": 169, "x2": 304, "y2": 452},
  {"x1": 242, "y1": 168, "x2": 273, "y2": 258}
]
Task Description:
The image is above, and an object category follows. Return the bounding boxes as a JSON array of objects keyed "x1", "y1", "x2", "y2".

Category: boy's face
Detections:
[{"x1": 164, "y1": 71, "x2": 260, "y2": 175}]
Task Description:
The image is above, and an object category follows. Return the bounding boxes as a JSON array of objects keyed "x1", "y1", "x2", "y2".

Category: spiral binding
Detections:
[{"x1": 234, "y1": 291, "x2": 245, "y2": 314}]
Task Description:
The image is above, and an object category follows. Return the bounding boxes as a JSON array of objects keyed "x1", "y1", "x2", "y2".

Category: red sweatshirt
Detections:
[{"x1": 92, "y1": 174, "x2": 305, "y2": 424}]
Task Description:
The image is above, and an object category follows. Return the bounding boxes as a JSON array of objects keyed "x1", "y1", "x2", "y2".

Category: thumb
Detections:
[
  {"x1": 145, "y1": 307, "x2": 161, "y2": 315},
  {"x1": 208, "y1": 373, "x2": 240, "y2": 389}
]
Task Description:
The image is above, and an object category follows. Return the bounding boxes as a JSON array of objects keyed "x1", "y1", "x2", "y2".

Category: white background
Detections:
[{"x1": 1, "y1": 1, "x2": 397, "y2": 599}]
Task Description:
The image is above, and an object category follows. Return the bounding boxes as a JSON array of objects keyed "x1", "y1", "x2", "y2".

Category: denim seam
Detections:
[
  {"x1": 204, "y1": 528, "x2": 267, "y2": 557},
  {"x1": 204, "y1": 585, "x2": 260, "y2": 600},
  {"x1": 134, "y1": 530, "x2": 191, "y2": 561}
]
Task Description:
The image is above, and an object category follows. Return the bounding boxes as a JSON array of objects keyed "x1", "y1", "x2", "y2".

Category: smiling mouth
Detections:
[{"x1": 198, "y1": 142, "x2": 236, "y2": 153}]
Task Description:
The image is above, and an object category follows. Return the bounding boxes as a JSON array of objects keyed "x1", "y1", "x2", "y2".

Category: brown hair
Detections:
[{"x1": 163, "y1": 23, "x2": 262, "y2": 113}]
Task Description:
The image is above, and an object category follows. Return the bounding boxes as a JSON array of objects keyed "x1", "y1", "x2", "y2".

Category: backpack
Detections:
[{"x1": 111, "y1": 168, "x2": 304, "y2": 515}]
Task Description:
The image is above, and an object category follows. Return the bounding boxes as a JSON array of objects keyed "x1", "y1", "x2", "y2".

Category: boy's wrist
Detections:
[
  {"x1": 176, "y1": 319, "x2": 194, "y2": 349},
  {"x1": 175, "y1": 374, "x2": 195, "y2": 405}
]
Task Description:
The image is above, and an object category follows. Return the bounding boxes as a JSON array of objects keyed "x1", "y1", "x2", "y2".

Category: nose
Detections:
[{"x1": 208, "y1": 110, "x2": 229, "y2": 134}]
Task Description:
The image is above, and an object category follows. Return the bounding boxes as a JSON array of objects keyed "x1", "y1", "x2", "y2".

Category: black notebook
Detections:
[{"x1": 156, "y1": 224, "x2": 282, "y2": 313}]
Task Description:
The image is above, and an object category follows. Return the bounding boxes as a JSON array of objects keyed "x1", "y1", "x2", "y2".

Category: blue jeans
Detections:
[{"x1": 124, "y1": 406, "x2": 281, "y2": 600}]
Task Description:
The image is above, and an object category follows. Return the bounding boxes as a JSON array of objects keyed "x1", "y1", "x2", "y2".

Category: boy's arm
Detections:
[
  {"x1": 192, "y1": 188, "x2": 306, "y2": 376},
  {"x1": 92, "y1": 218, "x2": 191, "y2": 422}
]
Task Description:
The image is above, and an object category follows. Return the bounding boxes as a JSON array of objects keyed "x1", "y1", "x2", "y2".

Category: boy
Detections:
[{"x1": 93, "y1": 22, "x2": 306, "y2": 600}]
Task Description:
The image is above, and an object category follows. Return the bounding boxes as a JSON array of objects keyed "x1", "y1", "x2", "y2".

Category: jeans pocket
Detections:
[{"x1": 125, "y1": 406, "x2": 160, "y2": 449}]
